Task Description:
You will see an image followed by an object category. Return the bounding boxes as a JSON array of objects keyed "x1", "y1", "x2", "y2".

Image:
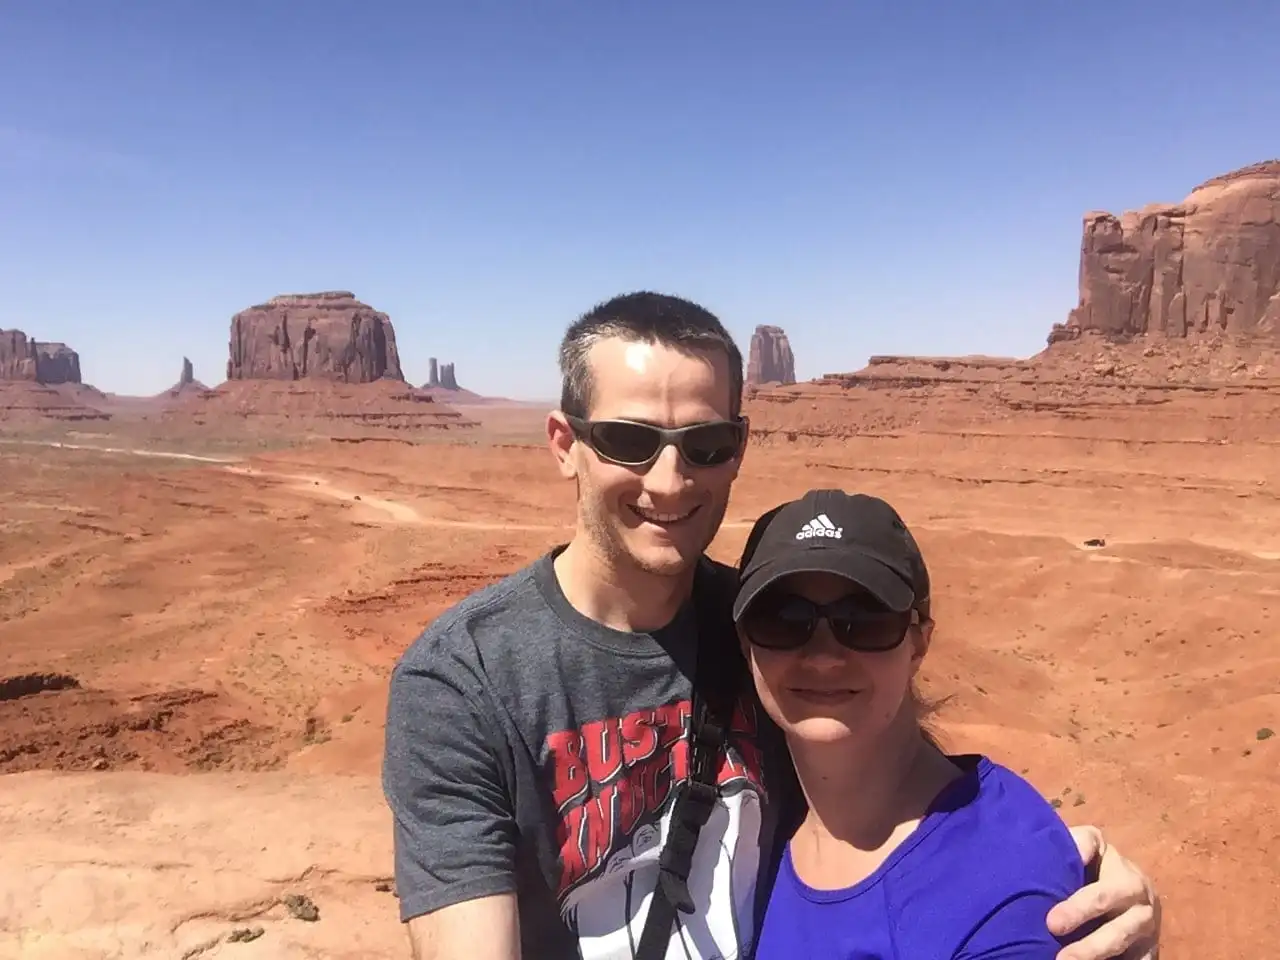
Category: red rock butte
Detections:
[
  {"x1": 746, "y1": 324, "x2": 796, "y2": 386},
  {"x1": 189, "y1": 292, "x2": 479, "y2": 435},
  {"x1": 1, "y1": 328, "x2": 83, "y2": 384},
  {"x1": 0, "y1": 327, "x2": 111, "y2": 424},
  {"x1": 226, "y1": 291, "x2": 405, "y2": 383},
  {"x1": 1050, "y1": 160, "x2": 1280, "y2": 345}
]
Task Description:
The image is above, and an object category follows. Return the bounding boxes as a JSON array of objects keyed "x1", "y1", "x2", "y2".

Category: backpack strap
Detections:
[{"x1": 634, "y1": 559, "x2": 741, "y2": 960}]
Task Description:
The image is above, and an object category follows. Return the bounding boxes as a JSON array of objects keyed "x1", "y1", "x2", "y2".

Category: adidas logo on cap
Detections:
[{"x1": 795, "y1": 514, "x2": 842, "y2": 540}]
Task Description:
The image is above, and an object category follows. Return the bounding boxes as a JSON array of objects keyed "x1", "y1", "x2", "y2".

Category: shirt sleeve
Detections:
[
  {"x1": 952, "y1": 889, "x2": 1074, "y2": 959},
  {"x1": 381, "y1": 635, "x2": 519, "y2": 923}
]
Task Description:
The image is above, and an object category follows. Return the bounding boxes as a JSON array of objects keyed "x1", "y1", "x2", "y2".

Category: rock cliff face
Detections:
[
  {"x1": 747, "y1": 325, "x2": 796, "y2": 385},
  {"x1": 1050, "y1": 161, "x2": 1280, "y2": 344},
  {"x1": 226, "y1": 292, "x2": 404, "y2": 383},
  {"x1": 1, "y1": 329, "x2": 83, "y2": 384},
  {"x1": 179, "y1": 357, "x2": 194, "y2": 387}
]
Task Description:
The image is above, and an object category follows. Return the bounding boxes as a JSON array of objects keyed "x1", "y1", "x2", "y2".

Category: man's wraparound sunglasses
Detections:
[
  {"x1": 741, "y1": 592, "x2": 919, "y2": 652},
  {"x1": 565, "y1": 415, "x2": 747, "y2": 468}
]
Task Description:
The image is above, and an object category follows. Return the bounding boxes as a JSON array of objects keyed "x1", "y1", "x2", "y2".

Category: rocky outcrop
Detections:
[
  {"x1": 1049, "y1": 161, "x2": 1280, "y2": 345},
  {"x1": 747, "y1": 325, "x2": 796, "y2": 385},
  {"x1": 158, "y1": 355, "x2": 209, "y2": 400},
  {"x1": 426, "y1": 358, "x2": 459, "y2": 390},
  {"x1": 1, "y1": 329, "x2": 83, "y2": 384},
  {"x1": 425, "y1": 358, "x2": 460, "y2": 390},
  {"x1": 226, "y1": 292, "x2": 404, "y2": 383}
]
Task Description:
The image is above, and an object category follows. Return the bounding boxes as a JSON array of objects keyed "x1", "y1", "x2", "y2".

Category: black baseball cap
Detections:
[{"x1": 732, "y1": 489, "x2": 931, "y2": 622}]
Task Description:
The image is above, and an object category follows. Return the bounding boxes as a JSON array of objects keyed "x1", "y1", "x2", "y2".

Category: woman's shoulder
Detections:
[
  {"x1": 865, "y1": 756, "x2": 1092, "y2": 958},
  {"x1": 918, "y1": 754, "x2": 1087, "y2": 884}
]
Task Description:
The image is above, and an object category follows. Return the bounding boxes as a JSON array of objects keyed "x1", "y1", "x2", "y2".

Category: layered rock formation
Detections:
[
  {"x1": 0, "y1": 382, "x2": 109, "y2": 424},
  {"x1": 1049, "y1": 160, "x2": 1280, "y2": 345},
  {"x1": 226, "y1": 292, "x2": 404, "y2": 383},
  {"x1": 1, "y1": 329, "x2": 83, "y2": 384},
  {"x1": 180, "y1": 379, "x2": 477, "y2": 435},
  {"x1": 745, "y1": 351, "x2": 1280, "y2": 445},
  {"x1": 747, "y1": 325, "x2": 796, "y2": 385}
]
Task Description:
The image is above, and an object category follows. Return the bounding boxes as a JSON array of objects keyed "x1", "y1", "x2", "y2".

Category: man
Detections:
[{"x1": 383, "y1": 292, "x2": 1161, "y2": 960}]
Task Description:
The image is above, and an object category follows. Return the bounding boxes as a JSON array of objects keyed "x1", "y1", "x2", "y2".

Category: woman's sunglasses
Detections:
[
  {"x1": 565, "y1": 415, "x2": 747, "y2": 469},
  {"x1": 740, "y1": 592, "x2": 918, "y2": 652}
]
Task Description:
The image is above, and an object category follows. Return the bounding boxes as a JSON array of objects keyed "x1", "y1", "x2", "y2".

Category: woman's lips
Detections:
[{"x1": 789, "y1": 687, "x2": 861, "y2": 705}]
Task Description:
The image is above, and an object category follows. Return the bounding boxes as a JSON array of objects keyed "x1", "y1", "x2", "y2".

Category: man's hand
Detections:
[{"x1": 1048, "y1": 825, "x2": 1160, "y2": 960}]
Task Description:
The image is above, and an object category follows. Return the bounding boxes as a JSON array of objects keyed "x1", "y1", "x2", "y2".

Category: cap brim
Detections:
[{"x1": 732, "y1": 549, "x2": 916, "y2": 621}]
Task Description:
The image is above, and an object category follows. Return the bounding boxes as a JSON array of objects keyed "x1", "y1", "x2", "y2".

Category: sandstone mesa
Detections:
[
  {"x1": 1050, "y1": 159, "x2": 1280, "y2": 345},
  {"x1": 0, "y1": 328, "x2": 83, "y2": 384},
  {"x1": 226, "y1": 290, "x2": 405, "y2": 383}
]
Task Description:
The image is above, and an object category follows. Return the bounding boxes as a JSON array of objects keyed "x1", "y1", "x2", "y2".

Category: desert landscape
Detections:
[{"x1": 3, "y1": 161, "x2": 1280, "y2": 958}]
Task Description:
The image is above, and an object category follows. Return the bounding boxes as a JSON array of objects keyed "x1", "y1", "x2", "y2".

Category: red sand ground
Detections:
[{"x1": 0, "y1": 357, "x2": 1276, "y2": 957}]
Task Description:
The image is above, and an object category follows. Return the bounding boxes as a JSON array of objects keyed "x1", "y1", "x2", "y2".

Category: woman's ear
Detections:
[{"x1": 908, "y1": 618, "x2": 934, "y2": 673}]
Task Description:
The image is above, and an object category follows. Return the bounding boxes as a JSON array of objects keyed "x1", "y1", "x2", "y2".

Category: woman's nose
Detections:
[{"x1": 798, "y1": 619, "x2": 850, "y2": 666}]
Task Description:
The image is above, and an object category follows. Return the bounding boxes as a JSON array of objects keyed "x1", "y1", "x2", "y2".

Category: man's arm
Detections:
[
  {"x1": 383, "y1": 640, "x2": 521, "y2": 960},
  {"x1": 1048, "y1": 826, "x2": 1161, "y2": 960},
  {"x1": 406, "y1": 893, "x2": 520, "y2": 960}
]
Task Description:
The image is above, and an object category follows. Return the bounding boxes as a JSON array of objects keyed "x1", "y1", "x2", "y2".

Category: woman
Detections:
[{"x1": 733, "y1": 488, "x2": 1091, "y2": 958}]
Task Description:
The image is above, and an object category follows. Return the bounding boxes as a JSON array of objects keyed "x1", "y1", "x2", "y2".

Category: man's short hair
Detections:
[{"x1": 558, "y1": 291, "x2": 744, "y2": 419}]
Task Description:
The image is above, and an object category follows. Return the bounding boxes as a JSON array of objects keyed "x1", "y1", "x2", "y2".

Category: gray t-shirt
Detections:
[{"x1": 383, "y1": 546, "x2": 777, "y2": 960}]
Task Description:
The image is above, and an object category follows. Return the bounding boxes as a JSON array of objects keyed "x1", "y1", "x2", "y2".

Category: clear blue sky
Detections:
[{"x1": 2, "y1": 2, "x2": 1278, "y2": 399}]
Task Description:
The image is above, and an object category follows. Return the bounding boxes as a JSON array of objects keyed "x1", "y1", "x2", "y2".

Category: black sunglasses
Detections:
[
  {"x1": 741, "y1": 592, "x2": 918, "y2": 652},
  {"x1": 565, "y1": 415, "x2": 747, "y2": 468}
]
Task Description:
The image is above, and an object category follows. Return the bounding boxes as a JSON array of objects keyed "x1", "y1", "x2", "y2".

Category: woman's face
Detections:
[{"x1": 738, "y1": 571, "x2": 932, "y2": 746}]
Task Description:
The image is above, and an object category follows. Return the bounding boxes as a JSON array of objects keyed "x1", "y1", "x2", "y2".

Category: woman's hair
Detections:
[
  {"x1": 912, "y1": 679, "x2": 947, "y2": 750},
  {"x1": 910, "y1": 607, "x2": 951, "y2": 751}
]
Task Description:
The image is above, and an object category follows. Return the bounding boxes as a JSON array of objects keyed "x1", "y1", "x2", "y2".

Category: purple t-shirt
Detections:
[{"x1": 754, "y1": 755, "x2": 1087, "y2": 959}]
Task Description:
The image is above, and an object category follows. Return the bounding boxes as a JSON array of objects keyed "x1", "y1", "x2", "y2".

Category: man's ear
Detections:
[{"x1": 547, "y1": 410, "x2": 578, "y2": 480}]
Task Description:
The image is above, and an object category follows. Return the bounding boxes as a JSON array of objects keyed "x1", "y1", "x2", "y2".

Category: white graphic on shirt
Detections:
[{"x1": 545, "y1": 698, "x2": 766, "y2": 960}]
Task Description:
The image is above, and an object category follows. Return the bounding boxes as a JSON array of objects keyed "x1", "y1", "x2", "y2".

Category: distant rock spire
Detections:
[{"x1": 746, "y1": 325, "x2": 796, "y2": 385}]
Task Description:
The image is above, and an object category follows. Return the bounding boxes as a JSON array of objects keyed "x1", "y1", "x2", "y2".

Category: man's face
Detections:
[{"x1": 550, "y1": 336, "x2": 745, "y2": 579}]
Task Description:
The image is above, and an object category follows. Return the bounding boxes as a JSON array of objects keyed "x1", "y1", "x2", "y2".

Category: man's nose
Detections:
[{"x1": 643, "y1": 443, "x2": 691, "y2": 497}]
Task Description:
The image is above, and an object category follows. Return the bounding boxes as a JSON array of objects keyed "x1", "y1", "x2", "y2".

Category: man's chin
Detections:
[
  {"x1": 625, "y1": 535, "x2": 704, "y2": 577},
  {"x1": 633, "y1": 551, "x2": 692, "y2": 578}
]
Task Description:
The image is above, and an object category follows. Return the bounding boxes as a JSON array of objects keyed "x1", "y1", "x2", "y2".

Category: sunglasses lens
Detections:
[
  {"x1": 744, "y1": 593, "x2": 912, "y2": 652},
  {"x1": 743, "y1": 593, "x2": 815, "y2": 650},
  {"x1": 589, "y1": 421, "x2": 663, "y2": 465},
  {"x1": 829, "y1": 610, "x2": 912, "y2": 651},
  {"x1": 679, "y1": 421, "x2": 743, "y2": 467}
]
